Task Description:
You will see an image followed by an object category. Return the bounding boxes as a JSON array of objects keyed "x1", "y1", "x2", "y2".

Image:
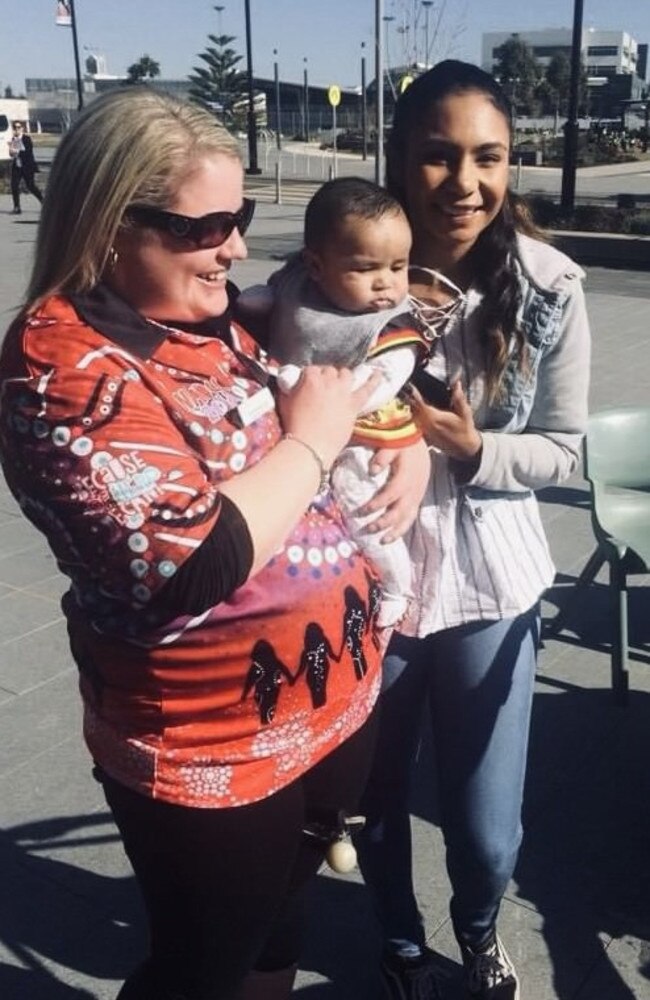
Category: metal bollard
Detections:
[{"x1": 275, "y1": 161, "x2": 282, "y2": 205}]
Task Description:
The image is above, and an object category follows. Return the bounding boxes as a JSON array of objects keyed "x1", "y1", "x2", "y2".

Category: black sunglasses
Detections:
[{"x1": 125, "y1": 197, "x2": 255, "y2": 249}]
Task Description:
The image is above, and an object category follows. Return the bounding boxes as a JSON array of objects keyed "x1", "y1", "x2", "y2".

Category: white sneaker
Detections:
[{"x1": 461, "y1": 930, "x2": 520, "y2": 999}]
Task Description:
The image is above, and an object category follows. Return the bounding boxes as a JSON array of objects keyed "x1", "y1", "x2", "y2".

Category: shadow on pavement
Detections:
[
  {"x1": 517, "y1": 682, "x2": 650, "y2": 998},
  {"x1": 0, "y1": 967, "x2": 94, "y2": 1000},
  {"x1": 0, "y1": 812, "x2": 143, "y2": 999},
  {"x1": 296, "y1": 609, "x2": 650, "y2": 998},
  {"x1": 544, "y1": 572, "x2": 650, "y2": 665},
  {"x1": 297, "y1": 870, "x2": 460, "y2": 998},
  {"x1": 2, "y1": 616, "x2": 649, "y2": 999}
]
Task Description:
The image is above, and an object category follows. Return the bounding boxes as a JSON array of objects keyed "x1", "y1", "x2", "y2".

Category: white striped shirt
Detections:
[{"x1": 402, "y1": 287, "x2": 557, "y2": 637}]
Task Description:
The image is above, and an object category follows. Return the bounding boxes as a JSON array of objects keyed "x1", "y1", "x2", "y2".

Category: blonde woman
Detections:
[{"x1": 0, "y1": 89, "x2": 413, "y2": 1000}]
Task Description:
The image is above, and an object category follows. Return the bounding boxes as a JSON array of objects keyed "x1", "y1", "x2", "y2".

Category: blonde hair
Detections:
[{"x1": 26, "y1": 88, "x2": 241, "y2": 311}]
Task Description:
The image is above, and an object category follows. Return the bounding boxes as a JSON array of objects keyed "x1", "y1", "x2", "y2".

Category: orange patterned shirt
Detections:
[{"x1": 0, "y1": 292, "x2": 381, "y2": 807}]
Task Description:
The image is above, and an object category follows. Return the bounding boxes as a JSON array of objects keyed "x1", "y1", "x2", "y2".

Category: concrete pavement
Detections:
[{"x1": 0, "y1": 194, "x2": 649, "y2": 999}]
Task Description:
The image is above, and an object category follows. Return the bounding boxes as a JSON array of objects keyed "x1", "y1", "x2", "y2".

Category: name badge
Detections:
[{"x1": 230, "y1": 386, "x2": 276, "y2": 427}]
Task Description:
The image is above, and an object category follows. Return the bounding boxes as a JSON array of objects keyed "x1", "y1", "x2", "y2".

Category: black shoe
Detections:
[
  {"x1": 461, "y1": 930, "x2": 519, "y2": 999},
  {"x1": 380, "y1": 947, "x2": 442, "y2": 999},
  {"x1": 12, "y1": 206, "x2": 21, "y2": 214}
]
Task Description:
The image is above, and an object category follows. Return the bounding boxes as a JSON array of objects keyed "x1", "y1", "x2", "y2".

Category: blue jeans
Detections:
[{"x1": 355, "y1": 607, "x2": 539, "y2": 951}]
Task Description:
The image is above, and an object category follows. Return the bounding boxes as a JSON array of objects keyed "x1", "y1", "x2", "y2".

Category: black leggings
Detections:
[
  {"x1": 10, "y1": 164, "x2": 43, "y2": 209},
  {"x1": 99, "y1": 712, "x2": 377, "y2": 1000}
]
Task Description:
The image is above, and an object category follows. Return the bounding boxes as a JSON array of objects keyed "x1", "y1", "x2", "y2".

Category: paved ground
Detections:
[{"x1": 0, "y1": 193, "x2": 649, "y2": 999}]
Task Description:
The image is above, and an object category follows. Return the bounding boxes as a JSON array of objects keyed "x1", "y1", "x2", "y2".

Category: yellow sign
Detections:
[
  {"x1": 327, "y1": 85, "x2": 341, "y2": 107},
  {"x1": 399, "y1": 75, "x2": 414, "y2": 94}
]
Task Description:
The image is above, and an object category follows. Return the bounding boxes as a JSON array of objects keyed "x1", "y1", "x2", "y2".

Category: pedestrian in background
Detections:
[{"x1": 8, "y1": 120, "x2": 43, "y2": 214}]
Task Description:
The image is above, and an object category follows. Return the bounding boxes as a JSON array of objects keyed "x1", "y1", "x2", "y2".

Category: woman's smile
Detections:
[{"x1": 196, "y1": 268, "x2": 228, "y2": 285}]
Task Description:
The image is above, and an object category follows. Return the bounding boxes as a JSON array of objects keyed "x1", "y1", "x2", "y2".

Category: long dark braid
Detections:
[
  {"x1": 386, "y1": 60, "x2": 541, "y2": 401},
  {"x1": 471, "y1": 190, "x2": 541, "y2": 398}
]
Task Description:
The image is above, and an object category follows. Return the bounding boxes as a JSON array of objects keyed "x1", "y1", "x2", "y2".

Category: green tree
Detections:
[
  {"x1": 542, "y1": 53, "x2": 589, "y2": 117},
  {"x1": 4, "y1": 85, "x2": 14, "y2": 98},
  {"x1": 493, "y1": 35, "x2": 543, "y2": 115},
  {"x1": 126, "y1": 54, "x2": 161, "y2": 84},
  {"x1": 545, "y1": 52, "x2": 571, "y2": 115},
  {"x1": 188, "y1": 32, "x2": 245, "y2": 126}
]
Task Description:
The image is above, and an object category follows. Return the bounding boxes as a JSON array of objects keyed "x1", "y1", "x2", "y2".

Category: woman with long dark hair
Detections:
[{"x1": 355, "y1": 60, "x2": 591, "y2": 1000}]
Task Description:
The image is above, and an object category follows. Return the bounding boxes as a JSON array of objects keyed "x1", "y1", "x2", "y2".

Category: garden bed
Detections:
[{"x1": 525, "y1": 195, "x2": 650, "y2": 237}]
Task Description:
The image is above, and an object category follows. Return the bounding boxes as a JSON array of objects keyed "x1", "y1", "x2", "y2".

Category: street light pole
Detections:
[
  {"x1": 303, "y1": 57, "x2": 310, "y2": 141},
  {"x1": 69, "y1": 0, "x2": 84, "y2": 111},
  {"x1": 361, "y1": 41, "x2": 368, "y2": 161},
  {"x1": 383, "y1": 14, "x2": 396, "y2": 101},
  {"x1": 375, "y1": 0, "x2": 385, "y2": 186},
  {"x1": 422, "y1": 0, "x2": 433, "y2": 69},
  {"x1": 561, "y1": 0, "x2": 584, "y2": 212},
  {"x1": 243, "y1": 0, "x2": 261, "y2": 174},
  {"x1": 510, "y1": 76, "x2": 519, "y2": 132},
  {"x1": 273, "y1": 49, "x2": 282, "y2": 150}
]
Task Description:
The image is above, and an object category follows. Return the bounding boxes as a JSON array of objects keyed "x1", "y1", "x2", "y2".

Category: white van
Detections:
[
  {"x1": 0, "y1": 98, "x2": 30, "y2": 161},
  {"x1": 0, "y1": 113, "x2": 12, "y2": 162}
]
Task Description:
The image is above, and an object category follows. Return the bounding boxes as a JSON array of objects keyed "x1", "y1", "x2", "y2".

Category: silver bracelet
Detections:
[{"x1": 282, "y1": 433, "x2": 330, "y2": 494}]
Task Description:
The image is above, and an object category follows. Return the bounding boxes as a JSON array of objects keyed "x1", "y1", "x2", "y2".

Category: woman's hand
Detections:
[
  {"x1": 409, "y1": 380, "x2": 482, "y2": 461},
  {"x1": 221, "y1": 366, "x2": 379, "y2": 575},
  {"x1": 277, "y1": 365, "x2": 380, "y2": 468},
  {"x1": 361, "y1": 437, "x2": 431, "y2": 543}
]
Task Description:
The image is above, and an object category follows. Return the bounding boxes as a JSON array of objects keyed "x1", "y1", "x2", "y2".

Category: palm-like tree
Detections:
[
  {"x1": 126, "y1": 55, "x2": 161, "y2": 84},
  {"x1": 188, "y1": 33, "x2": 246, "y2": 127}
]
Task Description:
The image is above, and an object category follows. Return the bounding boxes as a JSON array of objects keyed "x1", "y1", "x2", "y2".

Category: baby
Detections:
[{"x1": 240, "y1": 177, "x2": 430, "y2": 628}]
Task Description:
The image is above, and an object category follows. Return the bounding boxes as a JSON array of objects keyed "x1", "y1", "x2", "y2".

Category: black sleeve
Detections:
[
  {"x1": 230, "y1": 284, "x2": 272, "y2": 351},
  {"x1": 148, "y1": 495, "x2": 255, "y2": 618}
]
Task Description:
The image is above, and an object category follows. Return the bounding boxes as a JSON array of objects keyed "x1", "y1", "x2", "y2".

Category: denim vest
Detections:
[
  {"x1": 464, "y1": 235, "x2": 586, "y2": 510},
  {"x1": 482, "y1": 236, "x2": 584, "y2": 434}
]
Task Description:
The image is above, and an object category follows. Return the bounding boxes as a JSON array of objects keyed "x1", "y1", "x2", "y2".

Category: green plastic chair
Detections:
[{"x1": 548, "y1": 406, "x2": 650, "y2": 703}]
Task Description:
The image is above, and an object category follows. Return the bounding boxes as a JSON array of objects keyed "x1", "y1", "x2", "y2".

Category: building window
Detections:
[
  {"x1": 587, "y1": 64, "x2": 618, "y2": 76},
  {"x1": 587, "y1": 45, "x2": 619, "y2": 57},
  {"x1": 530, "y1": 45, "x2": 572, "y2": 59}
]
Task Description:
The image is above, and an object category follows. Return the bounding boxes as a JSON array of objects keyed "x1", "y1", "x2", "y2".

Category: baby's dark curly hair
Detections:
[{"x1": 304, "y1": 176, "x2": 406, "y2": 252}]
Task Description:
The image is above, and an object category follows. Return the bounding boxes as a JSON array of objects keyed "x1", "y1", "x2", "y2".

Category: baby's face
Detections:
[{"x1": 309, "y1": 211, "x2": 411, "y2": 314}]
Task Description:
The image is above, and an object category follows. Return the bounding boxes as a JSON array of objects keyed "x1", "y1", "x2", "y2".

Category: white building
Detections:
[{"x1": 482, "y1": 27, "x2": 640, "y2": 82}]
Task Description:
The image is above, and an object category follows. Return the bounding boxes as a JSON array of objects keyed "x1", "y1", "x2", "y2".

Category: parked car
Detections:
[{"x1": 319, "y1": 130, "x2": 367, "y2": 152}]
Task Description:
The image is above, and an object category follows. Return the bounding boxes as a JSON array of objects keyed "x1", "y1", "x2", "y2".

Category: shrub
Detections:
[
  {"x1": 524, "y1": 195, "x2": 558, "y2": 228},
  {"x1": 629, "y1": 216, "x2": 650, "y2": 236},
  {"x1": 523, "y1": 195, "x2": 650, "y2": 235},
  {"x1": 571, "y1": 204, "x2": 627, "y2": 233},
  {"x1": 617, "y1": 193, "x2": 636, "y2": 211}
]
